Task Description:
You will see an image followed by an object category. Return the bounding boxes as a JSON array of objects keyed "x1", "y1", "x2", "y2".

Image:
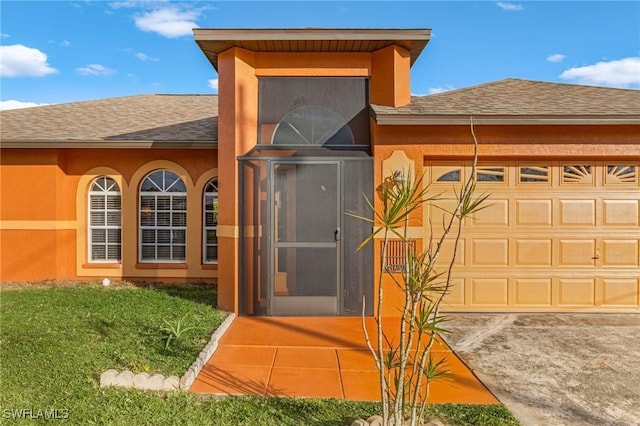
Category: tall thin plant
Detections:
[{"x1": 352, "y1": 120, "x2": 488, "y2": 425}]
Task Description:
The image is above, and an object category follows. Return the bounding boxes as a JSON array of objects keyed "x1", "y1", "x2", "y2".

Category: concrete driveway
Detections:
[{"x1": 441, "y1": 313, "x2": 640, "y2": 426}]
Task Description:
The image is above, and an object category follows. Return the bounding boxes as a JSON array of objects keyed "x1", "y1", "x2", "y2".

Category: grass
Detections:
[{"x1": 0, "y1": 282, "x2": 520, "y2": 425}]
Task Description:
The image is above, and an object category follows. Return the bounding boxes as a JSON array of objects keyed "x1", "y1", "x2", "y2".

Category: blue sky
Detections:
[{"x1": 1, "y1": 1, "x2": 639, "y2": 110}]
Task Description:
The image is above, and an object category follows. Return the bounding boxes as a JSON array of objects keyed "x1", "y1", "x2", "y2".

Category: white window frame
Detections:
[
  {"x1": 203, "y1": 179, "x2": 219, "y2": 264},
  {"x1": 88, "y1": 176, "x2": 121, "y2": 263},
  {"x1": 139, "y1": 170, "x2": 187, "y2": 263}
]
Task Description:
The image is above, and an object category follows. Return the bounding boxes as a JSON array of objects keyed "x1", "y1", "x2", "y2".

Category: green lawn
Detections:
[{"x1": 0, "y1": 283, "x2": 519, "y2": 425}]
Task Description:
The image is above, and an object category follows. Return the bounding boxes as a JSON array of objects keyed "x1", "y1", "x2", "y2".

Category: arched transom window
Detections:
[
  {"x1": 203, "y1": 178, "x2": 219, "y2": 263},
  {"x1": 89, "y1": 176, "x2": 121, "y2": 262},
  {"x1": 139, "y1": 170, "x2": 187, "y2": 262}
]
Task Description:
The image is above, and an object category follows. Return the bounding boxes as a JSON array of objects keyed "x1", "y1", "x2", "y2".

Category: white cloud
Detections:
[
  {"x1": 424, "y1": 85, "x2": 455, "y2": 95},
  {"x1": 560, "y1": 57, "x2": 640, "y2": 88},
  {"x1": 135, "y1": 52, "x2": 159, "y2": 61},
  {"x1": 0, "y1": 100, "x2": 50, "y2": 111},
  {"x1": 75, "y1": 64, "x2": 116, "y2": 76},
  {"x1": 208, "y1": 78, "x2": 218, "y2": 92},
  {"x1": 1, "y1": 33, "x2": 9, "y2": 39},
  {"x1": 109, "y1": 1, "x2": 138, "y2": 8},
  {"x1": 0, "y1": 44, "x2": 58, "y2": 77},
  {"x1": 134, "y1": 7, "x2": 200, "y2": 38},
  {"x1": 547, "y1": 54, "x2": 566, "y2": 63},
  {"x1": 61, "y1": 40, "x2": 71, "y2": 47},
  {"x1": 497, "y1": 2, "x2": 523, "y2": 11}
]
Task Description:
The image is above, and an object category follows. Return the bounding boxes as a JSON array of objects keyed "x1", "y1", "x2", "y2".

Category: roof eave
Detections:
[
  {"x1": 0, "y1": 140, "x2": 219, "y2": 149},
  {"x1": 372, "y1": 114, "x2": 640, "y2": 126},
  {"x1": 194, "y1": 28, "x2": 431, "y2": 71}
]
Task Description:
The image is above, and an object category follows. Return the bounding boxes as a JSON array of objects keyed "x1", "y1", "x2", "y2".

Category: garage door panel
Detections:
[
  {"x1": 603, "y1": 200, "x2": 639, "y2": 226},
  {"x1": 426, "y1": 199, "x2": 460, "y2": 230},
  {"x1": 559, "y1": 279, "x2": 595, "y2": 306},
  {"x1": 471, "y1": 239, "x2": 508, "y2": 265},
  {"x1": 515, "y1": 278, "x2": 552, "y2": 306},
  {"x1": 602, "y1": 240, "x2": 639, "y2": 266},
  {"x1": 433, "y1": 238, "x2": 465, "y2": 265},
  {"x1": 559, "y1": 200, "x2": 596, "y2": 226},
  {"x1": 516, "y1": 239, "x2": 552, "y2": 266},
  {"x1": 559, "y1": 239, "x2": 596, "y2": 266},
  {"x1": 471, "y1": 278, "x2": 508, "y2": 305},
  {"x1": 602, "y1": 279, "x2": 639, "y2": 306},
  {"x1": 516, "y1": 199, "x2": 552, "y2": 226},
  {"x1": 470, "y1": 199, "x2": 508, "y2": 227},
  {"x1": 442, "y1": 278, "x2": 465, "y2": 306}
]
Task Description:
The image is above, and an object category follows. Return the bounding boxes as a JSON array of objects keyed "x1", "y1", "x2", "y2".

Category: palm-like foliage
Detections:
[{"x1": 355, "y1": 120, "x2": 487, "y2": 425}]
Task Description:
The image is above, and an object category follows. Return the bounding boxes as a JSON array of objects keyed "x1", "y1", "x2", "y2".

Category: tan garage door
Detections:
[{"x1": 424, "y1": 160, "x2": 639, "y2": 312}]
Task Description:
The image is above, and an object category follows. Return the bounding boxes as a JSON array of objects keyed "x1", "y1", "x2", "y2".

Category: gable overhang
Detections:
[{"x1": 193, "y1": 28, "x2": 431, "y2": 71}]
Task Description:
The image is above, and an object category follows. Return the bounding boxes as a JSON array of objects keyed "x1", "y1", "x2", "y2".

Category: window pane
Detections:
[
  {"x1": 172, "y1": 245, "x2": 186, "y2": 260},
  {"x1": 140, "y1": 212, "x2": 155, "y2": 226},
  {"x1": 141, "y1": 245, "x2": 155, "y2": 260},
  {"x1": 520, "y1": 166, "x2": 549, "y2": 183},
  {"x1": 157, "y1": 230, "x2": 171, "y2": 244},
  {"x1": 172, "y1": 196, "x2": 187, "y2": 211},
  {"x1": 606, "y1": 165, "x2": 636, "y2": 183},
  {"x1": 107, "y1": 211, "x2": 120, "y2": 226},
  {"x1": 90, "y1": 195, "x2": 105, "y2": 210},
  {"x1": 206, "y1": 229, "x2": 217, "y2": 244},
  {"x1": 436, "y1": 170, "x2": 461, "y2": 182},
  {"x1": 140, "y1": 196, "x2": 155, "y2": 209},
  {"x1": 477, "y1": 167, "x2": 504, "y2": 182},
  {"x1": 206, "y1": 245, "x2": 218, "y2": 261},
  {"x1": 92, "y1": 229, "x2": 106, "y2": 244},
  {"x1": 142, "y1": 229, "x2": 156, "y2": 244},
  {"x1": 157, "y1": 246, "x2": 171, "y2": 259},
  {"x1": 157, "y1": 196, "x2": 171, "y2": 210},
  {"x1": 107, "y1": 195, "x2": 121, "y2": 209},
  {"x1": 563, "y1": 165, "x2": 592, "y2": 183},
  {"x1": 172, "y1": 212, "x2": 186, "y2": 227},
  {"x1": 90, "y1": 212, "x2": 105, "y2": 226},
  {"x1": 107, "y1": 229, "x2": 121, "y2": 244},
  {"x1": 205, "y1": 212, "x2": 216, "y2": 226},
  {"x1": 173, "y1": 230, "x2": 186, "y2": 244},
  {"x1": 157, "y1": 212, "x2": 171, "y2": 226},
  {"x1": 165, "y1": 172, "x2": 186, "y2": 192},
  {"x1": 92, "y1": 245, "x2": 106, "y2": 260},
  {"x1": 107, "y1": 245, "x2": 121, "y2": 261}
]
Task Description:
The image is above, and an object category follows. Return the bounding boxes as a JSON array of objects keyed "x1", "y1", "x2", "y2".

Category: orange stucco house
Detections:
[{"x1": 1, "y1": 28, "x2": 639, "y2": 315}]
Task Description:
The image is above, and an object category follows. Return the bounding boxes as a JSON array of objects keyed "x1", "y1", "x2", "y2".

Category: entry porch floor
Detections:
[{"x1": 190, "y1": 316, "x2": 498, "y2": 404}]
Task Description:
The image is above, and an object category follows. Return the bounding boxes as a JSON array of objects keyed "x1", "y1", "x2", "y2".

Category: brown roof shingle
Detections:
[
  {"x1": 1, "y1": 94, "x2": 218, "y2": 146},
  {"x1": 372, "y1": 78, "x2": 640, "y2": 124}
]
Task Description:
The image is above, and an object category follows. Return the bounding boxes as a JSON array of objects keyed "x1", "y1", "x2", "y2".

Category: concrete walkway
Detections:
[
  {"x1": 190, "y1": 316, "x2": 498, "y2": 404},
  {"x1": 442, "y1": 313, "x2": 640, "y2": 426}
]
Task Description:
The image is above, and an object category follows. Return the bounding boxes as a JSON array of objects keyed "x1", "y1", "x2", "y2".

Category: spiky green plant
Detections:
[{"x1": 352, "y1": 119, "x2": 489, "y2": 425}]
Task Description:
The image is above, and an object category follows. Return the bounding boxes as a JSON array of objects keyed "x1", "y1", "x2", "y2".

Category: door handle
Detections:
[{"x1": 334, "y1": 228, "x2": 341, "y2": 241}]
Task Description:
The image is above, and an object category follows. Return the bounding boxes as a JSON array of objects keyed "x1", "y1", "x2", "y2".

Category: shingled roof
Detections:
[
  {"x1": 372, "y1": 78, "x2": 640, "y2": 125},
  {"x1": 0, "y1": 94, "x2": 218, "y2": 148}
]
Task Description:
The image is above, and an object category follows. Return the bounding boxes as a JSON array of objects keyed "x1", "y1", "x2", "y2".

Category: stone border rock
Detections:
[{"x1": 99, "y1": 313, "x2": 235, "y2": 392}]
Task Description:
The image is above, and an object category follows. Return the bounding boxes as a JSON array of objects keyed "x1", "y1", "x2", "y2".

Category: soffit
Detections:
[{"x1": 194, "y1": 28, "x2": 431, "y2": 70}]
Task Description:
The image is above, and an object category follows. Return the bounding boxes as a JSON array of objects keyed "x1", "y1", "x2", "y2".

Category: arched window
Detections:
[
  {"x1": 139, "y1": 170, "x2": 186, "y2": 262},
  {"x1": 203, "y1": 179, "x2": 219, "y2": 263},
  {"x1": 271, "y1": 106, "x2": 354, "y2": 146},
  {"x1": 89, "y1": 176, "x2": 121, "y2": 262}
]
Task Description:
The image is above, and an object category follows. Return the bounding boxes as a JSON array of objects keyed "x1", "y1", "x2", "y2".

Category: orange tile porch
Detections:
[{"x1": 190, "y1": 316, "x2": 498, "y2": 404}]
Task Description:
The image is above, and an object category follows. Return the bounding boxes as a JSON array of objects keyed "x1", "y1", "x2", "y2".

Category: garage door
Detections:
[{"x1": 424, "y1": 160, "x2": 639, "y2": 312}]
